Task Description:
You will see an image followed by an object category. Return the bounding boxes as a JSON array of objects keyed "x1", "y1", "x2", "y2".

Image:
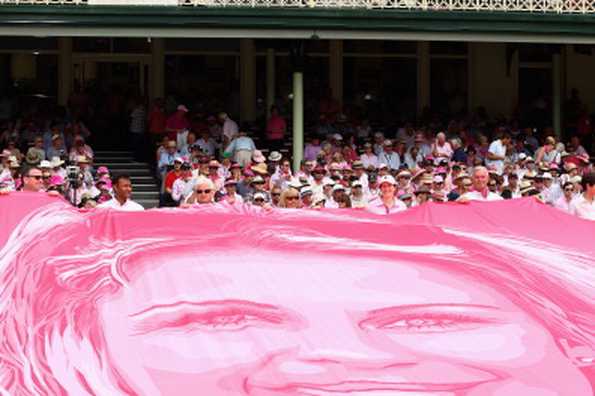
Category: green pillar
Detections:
[{"x1": 292, "y1": 71, "x2": 304, "y2": 173}]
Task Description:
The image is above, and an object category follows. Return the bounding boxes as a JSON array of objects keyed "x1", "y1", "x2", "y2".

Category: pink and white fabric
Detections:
[{"x1": 0, "y1": 193, "x2": 594, "y2": 395}]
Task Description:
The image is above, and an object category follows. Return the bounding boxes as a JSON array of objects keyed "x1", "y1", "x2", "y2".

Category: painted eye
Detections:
[{"x1": 360, "y1": 313, "x2": 495, "y2": 334}]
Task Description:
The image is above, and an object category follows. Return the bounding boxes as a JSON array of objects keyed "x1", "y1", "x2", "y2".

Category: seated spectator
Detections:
[
  {"x1": 97, "y1": 174, "x2": 144, "y2": 211},
  {"x1": 68, "y1": 135, "x2": 94, "y2": 163},
  {"x1": 184, "y1": 177, "x2": 215, "y2": 205},
  {"x1": 458, "y1": 166, "x2": 504, "y2": 202},
  {"x1": 366, "y1": 175, "x2": 407, "y2": 215},
  {"x1": 555, "y1": 182, "x2": 576, "y2": 214},
  {"x1": 569, "y1": 171, "x2": 595, "y2": 220},
  {"x1": 171, "y1": 163, "x2": 194, "y2": 205}
]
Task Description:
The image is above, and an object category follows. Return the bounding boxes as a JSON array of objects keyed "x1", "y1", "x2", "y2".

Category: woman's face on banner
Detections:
[{"x1": 98, "y1": 251, "x2": 592, "y2": 396}]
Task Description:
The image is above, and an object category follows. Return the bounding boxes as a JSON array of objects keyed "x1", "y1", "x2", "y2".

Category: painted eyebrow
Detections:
[
  {"x1": 365, "y1": 303, "x2": 502, "y2": 316},
  {"x1": 129, "y1": 299, "x2": 287, "y2": 320}
]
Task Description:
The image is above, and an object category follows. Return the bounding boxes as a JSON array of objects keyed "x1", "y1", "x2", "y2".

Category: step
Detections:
[
  {"x1": 94, "y1": 162, "x2": 150, "y2": 170},
  {"x1": 133, "y1": 191, "x2": 160, "y2": 199},
  {"x1": 130, "y1": 175, "x2": 158, "y2": 182},
  {"x1": 95, "y1": 151, "x2": 133, "y2": 156},
  {"x1": 108, "y1": 168, "x2": 153, "y2": 177},
  {"x1": 93, "y1": 156, "x2": 137, "y2": 163},
  {"x1": 136, "y1": 199, "x2": 159, "y2": 209},
  {"x1": 133, "y1": 183, "x2": 160, "y2": 192}
]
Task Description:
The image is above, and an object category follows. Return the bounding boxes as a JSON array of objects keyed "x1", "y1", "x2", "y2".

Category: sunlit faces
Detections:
[{"x1": 98, "y1": 251, "x2": 591, "y2": 396}]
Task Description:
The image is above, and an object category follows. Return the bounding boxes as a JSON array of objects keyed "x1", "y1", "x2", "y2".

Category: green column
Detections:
[{"x1": 292, "y1": 71, "x2": 304, "y2": 173}]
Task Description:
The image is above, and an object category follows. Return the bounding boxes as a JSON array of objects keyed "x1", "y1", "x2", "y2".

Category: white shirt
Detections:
[
  {"x1": 377, "y1": 151, "x2": 400, "y2": 170},
  {"x1": 554, "y1": 195, "x2": 574, "y2": 214},
  {"x1": 366, "y1": 196, "x2": 408, "y2": 214},
  {"x1": 459, "y1": 190, "x2": 503, "y2": 201},
  {"x1": 570, "y1": 195, "x2": 595, "y2": 220},
  {"x1": 485, "y1": 139, "x2": 507, "y2": 175},
  {"x1": 223, "y1": 118, "x2": 239, "y2": 141},
  {"x1": 97, "y1": 198, "x2": 145, "y2": 211},
  {"x1": 360, "y1": 153, "x2": 379, "y2": 169}
]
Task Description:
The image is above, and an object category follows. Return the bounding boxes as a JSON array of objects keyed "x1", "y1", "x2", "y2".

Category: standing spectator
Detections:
[
  {"x1": 166, "y1": 105, "x2": 190, "y2": 141},
  {"x1": 148, "y1": 98, "x2": 166, "y2": 139},
  {"x1": 129, "y1": 99, "x2": 146, "y2": 161},
  {"x1": 224, "y1": 128, "x2": 256, "y2": 168},
  {"x1": 266, "y1": 105, "x2": 286, "y2": 151},
  {"x1": 97, "y1": 174, "x2": 144, "y2": 211},
  {"x1": 366, "y1": 175, "x2": 407, "y2": 214},
  {"x1": 570, "y1": 171, "x2": 595, "y2": 220},
  {"x1": 219, "y1": 112, "x2": 239, "y2": 146},
  {"x1": 485, "y1": 133, "x2": 511, "y2": 175},
  {"x1": 458, "y1": 166, "x2": 504, "y2": 202}
]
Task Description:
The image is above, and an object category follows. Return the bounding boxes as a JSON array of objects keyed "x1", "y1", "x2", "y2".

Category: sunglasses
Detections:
[
  {"x1": 463, "y1": 183, "x2": 473, "y2": 187},
  {"x1": 27, "y1": 175, "x2": 43, "y2": 180},
  {"x1": 254, "y1": 199, "x2": 265, "y2": 202},
  {"x1": 195, "y1": 189, "x2": 212, "y2": 194},
  {"x1": 271, "y1": 193, "x2": 281, "y2": 196},
  {"x1": 564, "y1": 188, "x2": 574, "y2": 192},
  {"x1": 286, "y1": 196, "x2": 299, "y2": 201}
]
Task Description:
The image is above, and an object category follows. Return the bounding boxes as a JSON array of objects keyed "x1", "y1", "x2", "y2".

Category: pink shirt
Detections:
[{"x1": 266, "y1": 116, "x2": 286, "y2": 140}]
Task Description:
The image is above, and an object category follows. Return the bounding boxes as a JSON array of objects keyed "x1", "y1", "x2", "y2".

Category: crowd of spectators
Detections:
[
  {"x1": 1, "y1": 97, "x2": 594, "y2": 220},
  {"x1": 152, "y1": 101, "x2": 595, "y2": 220}
]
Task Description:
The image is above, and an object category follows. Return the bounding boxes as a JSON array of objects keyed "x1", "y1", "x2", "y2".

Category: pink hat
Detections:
[
  {"x1": 252, "y1": 150, "x2": 266, "y2": 164},
  {"x1": 549, "y1": 163, "x2": 559, "y2": 170},
  {"x1": 97, "y1": 166, "x2": 109, "y2": 174},
  {"x1": 435, "y1": 167, "x2": 447, "y2": 174},
  {"x1": 49, "y1": 175, "x2": 65, "y2": 187}
]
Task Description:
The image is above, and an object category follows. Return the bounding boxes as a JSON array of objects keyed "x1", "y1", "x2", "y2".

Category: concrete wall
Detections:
[{"x1": 469, "y1": 42, "x2": 516, "y2": 118}]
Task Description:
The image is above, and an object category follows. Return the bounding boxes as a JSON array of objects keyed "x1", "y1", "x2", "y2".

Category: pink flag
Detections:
[{"x1": 0, "y1": 193, "x2": 593, "y2": 395}]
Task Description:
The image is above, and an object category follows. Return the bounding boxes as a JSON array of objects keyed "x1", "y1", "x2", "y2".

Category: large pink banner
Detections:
[{"x1": 0, "y1": 193, "x2": 594, "y2": 395}]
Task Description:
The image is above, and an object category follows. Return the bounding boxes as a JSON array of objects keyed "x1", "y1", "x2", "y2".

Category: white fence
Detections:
[{"x1": 0, "y1": 0, "x2": 593, "y2": 14}]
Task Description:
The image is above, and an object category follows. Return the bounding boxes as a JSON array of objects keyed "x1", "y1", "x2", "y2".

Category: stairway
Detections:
[{"x1": 93, "y1": 151, "x2": 160, "y2": 209}]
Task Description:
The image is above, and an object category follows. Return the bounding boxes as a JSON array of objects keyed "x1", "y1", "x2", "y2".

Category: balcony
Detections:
[{"x1": 0, "y1": 0, "x2": 592, "y2": 14}]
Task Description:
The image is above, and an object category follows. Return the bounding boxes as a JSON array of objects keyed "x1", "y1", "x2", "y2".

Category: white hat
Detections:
[
  {"x1": 39, "y1": 160, "x2": 51, "y2": 169},
  {"x1": 570, "y1": 175, "x2": 582, "y2": 184},
  {"x1": 174, "y1": 156, "x2": 184, "y2": 163},
  {"x1": 378, "y1": 163, "x2": 389, "y2": 170},
  {"x1": 288, "y1": 180, "x2": 303, "y2": 190},
  {"x1": 49, "y1": 156, "x2": 65, "y2": 167},
  {"x1": 253, "y1": 192, "x2": 267, "y2": 200},
  {"x1": 433, "y1": 175, "x2": 444, "y2": 183},
  {"x1": 378, "y1": 175, "x2": 397, "y2": 186},
  {"x1": 268, "y1": 151, "x2": 282, "y2": 162},
  {"x1": 300, "y1": 187, "x2": 313, "y2": 197},
  {"x1": 323, "y1": 177, "x2": 336, "y2": 187},
  {"x1": 332, "y1": 184, "x2": 346, "y2": 192},
  {"x1": 542, "y1": 172, "x2": 553, "y2": 180},
  {"x1": 333, "y1": 133, "x2": 343, "y2": 141},
  {"x1": 518, "y1": 153, "x2": 527, "y2": 161},
  {"x1": 177, "y1": 104, "x2": 189, "y2": 112}
]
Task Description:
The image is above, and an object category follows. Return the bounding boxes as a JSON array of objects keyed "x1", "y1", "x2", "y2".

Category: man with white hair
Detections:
[
  {"x1": 184, "y1": 176, "x2": 215, "y2": 205},
  {"x1": 458, "y1": 166, "x2": 503, "y2": 202}
]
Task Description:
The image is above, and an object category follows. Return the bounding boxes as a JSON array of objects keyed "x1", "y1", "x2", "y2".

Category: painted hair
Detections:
[{"x1": 0, "y1": 205, "x2": 593, "y2": 395}]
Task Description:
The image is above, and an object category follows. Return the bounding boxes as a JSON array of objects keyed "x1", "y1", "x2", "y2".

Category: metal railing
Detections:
[{"x1": 0, "y1": 0, "x2": 594, "y2": 13}]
